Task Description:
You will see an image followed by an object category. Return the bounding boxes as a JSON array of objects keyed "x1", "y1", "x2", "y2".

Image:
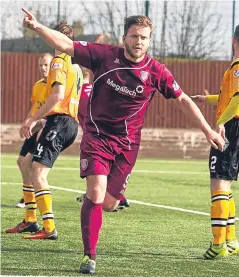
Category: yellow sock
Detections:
[
  {"x1": 226, "y1": 192, "x2": 237, "y2": 241},
  {"x1": 35, "y1": 189, "x2": 55, "y2": 232},
  {"x1": 23, "y1": 184, "x2": 37, "y2": 222},
  {"x1": 211, "y1": 190, "x2": 229, "y2": 245}
]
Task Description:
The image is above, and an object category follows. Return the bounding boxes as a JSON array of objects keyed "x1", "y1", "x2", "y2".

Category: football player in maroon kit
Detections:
[
  {"x1": 77, "y1": 66, "x2": 130, "y2": 211},
  {"x1": 23, "y1": 9, "x2": 225, "y2": 274}
]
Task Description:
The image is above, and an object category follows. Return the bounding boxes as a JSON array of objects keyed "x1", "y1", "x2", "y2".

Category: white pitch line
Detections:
[
  {"x1": 1, "y1": 182, "x2": 238, "y2": 221},
  {"x1": 1, "y1": 155, "x2": 207, "y2": 164},
  {"x1": 1, "y1": 165, "x2": 207, "y2": 175}
]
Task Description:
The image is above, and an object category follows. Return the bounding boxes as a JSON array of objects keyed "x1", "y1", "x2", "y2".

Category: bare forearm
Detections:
[
  {"x1": 31, "y1": 85, "x2": 64, "y2": 120},
  {"x1": 24, "y1": 107, "x2": 33, "y2": 123},
  {"x1": 178, "y1": 94, "x2": 212, "y2": 134},
  {"x1": 31, "y1": 119, "x2": 45, "y2": 133},
  {"x1": 34, "y1": 23, "x2": 73, "y2": 56},
  {"x1": 31, "y1": 94, "x2": 60, "y2": 121}
]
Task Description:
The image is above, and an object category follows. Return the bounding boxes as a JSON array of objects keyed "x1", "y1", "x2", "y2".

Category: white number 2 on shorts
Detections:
[{"x1": 210, "y1": 156, "x2": 217, "y2": 170}]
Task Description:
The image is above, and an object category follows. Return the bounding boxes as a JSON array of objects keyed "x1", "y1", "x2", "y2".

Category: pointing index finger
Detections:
[{"x1": 22, "y1": 8, "x2": 33, "y2": 19}]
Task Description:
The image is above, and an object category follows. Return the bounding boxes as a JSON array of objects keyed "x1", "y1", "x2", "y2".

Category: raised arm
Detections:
[{"x1": 22, "y1": 8, "x2": 74, "y2": 56}]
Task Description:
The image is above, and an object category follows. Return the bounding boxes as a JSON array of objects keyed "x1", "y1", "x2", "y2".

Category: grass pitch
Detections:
[{"x1": 1, "y1": 154, "x2": 239, "y2": 277}]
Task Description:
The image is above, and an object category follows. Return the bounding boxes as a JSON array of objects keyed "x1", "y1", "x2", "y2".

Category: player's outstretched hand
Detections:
[
  {"x1": 190, "y1": 95, "x2": 206, "y2": 103},
  {"x1": 205, "y1": 129, "x2": 225, "y2": 152},
  {"x1": 22, "y1": 8, "x2": 39, "y2": 30}
]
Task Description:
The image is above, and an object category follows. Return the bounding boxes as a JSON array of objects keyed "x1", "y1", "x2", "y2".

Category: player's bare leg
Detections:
[
  {"x1": 103, "y1": 192, "x2": 120, "y2": 212},
  {"x1": 16, "y1": 155, "x2": 26, "y2": 208},
  {"x1": 77, "y1": 192, "x2": 130, "y2": 212}
]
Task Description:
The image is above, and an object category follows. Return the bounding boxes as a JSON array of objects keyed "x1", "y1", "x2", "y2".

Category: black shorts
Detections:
[
  {"x1": 209, "y1": 118, "x2": 239, "y2": 181},
  {"x1": 32, "y1": 114, "x2": 78, "y2": 168},
  {"x1": 19, "y1": 132, "x2": 38, "y2": 156}
]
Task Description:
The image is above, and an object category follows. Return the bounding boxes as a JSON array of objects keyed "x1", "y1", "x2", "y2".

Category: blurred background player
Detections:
[
  {"x1": 16, "y1": 53, "x2": 53, "y2": 208},
  {"x1": 191, "y1": 25, "x2": 239, "y2": 259},
  {"x1": 5, "y1": 21, "x2": 83, "y2": 240},
  {"x1": 77, "y1": 66, "x2": 93, "y2": 130},
  {"x1": 76, "y1": 66, "x2": 130, "y2": 211}
]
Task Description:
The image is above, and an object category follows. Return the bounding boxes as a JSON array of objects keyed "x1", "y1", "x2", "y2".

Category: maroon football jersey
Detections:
[{"x1": 74, "y1": 42, "x2": 182, "y2": 148}]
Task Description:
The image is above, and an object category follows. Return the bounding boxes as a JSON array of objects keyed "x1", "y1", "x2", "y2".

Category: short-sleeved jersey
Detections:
[
  {"x1": 30, "y1": 79, "x2": 47, "y2": 116},
  {"x1": 46, "y1": 53, "x2": 83, "y2": 121},
  {"x1": 216, "y1": 58, "x2": 239, "y2": 120},
  {"x1": 78, "y1": 83, "x2": 92, "y2": 129},
  {"x1": 74, "y1": 42, "x2": 182, "y2": 147}
]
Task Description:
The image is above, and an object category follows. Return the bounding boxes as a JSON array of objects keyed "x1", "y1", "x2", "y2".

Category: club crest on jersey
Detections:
[
  {"x1": 234, "y1": 70, "x2": 239, "y2": 77},
  {"x1": 172, "y1": 80, "x2": 180, "y2": 91},
  {"x1": 51, "y1": 63, "x2": 63, "y2": 70},
  {"x1": 136, "y1": 85, "x2": 144, "y2": 94},
  {"x1": 80, "y1": 159, "x2": 88, "y2": 171},
  {"x1": 79, "y1": 41, "x2": 87, "y2": 46},
  {"x1": 140, "y1": 71, "x2": 149, "y2": 82}
]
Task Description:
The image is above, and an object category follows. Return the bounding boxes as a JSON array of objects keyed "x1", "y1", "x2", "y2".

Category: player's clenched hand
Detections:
[
  {"x1": 205, "y1": 129, "x2": 225, "y2": 152},
  {"x1": 20, "y1": 118, "x2": 37, "y2": 139},
  {"x1": 22, "y1": 8, "x2": 39, "y2": 30}
]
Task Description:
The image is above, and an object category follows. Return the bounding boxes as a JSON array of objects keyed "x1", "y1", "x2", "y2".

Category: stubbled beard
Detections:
[{"x1": 125, "y1": 43, "x2": 145, "y2": 59}]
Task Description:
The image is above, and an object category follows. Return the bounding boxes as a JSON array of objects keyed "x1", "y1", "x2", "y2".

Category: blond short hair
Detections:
[{"x1": 124, "y1": 15, "x2": 153, "y2": 37}]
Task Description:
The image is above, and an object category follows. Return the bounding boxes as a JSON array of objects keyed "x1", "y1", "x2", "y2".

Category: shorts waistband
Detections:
[
  {"x1": 46, "y1": 113, "x2": 72, "y2": 119},
  {"x1": 46, "y1": 113, "x2": 78, "y2": 123}
]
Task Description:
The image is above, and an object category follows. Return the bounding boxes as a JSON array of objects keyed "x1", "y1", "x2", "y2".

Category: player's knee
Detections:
[
  {"x1": 102, "y1": 192, "x2": 119, "y2": 211},
  {"x1": 87, "y1": 189, "x2": 105, "y2": 204},
  {"x1": 86, "y1": 183, "x2": 106, "y2": 204},
  {"x1": 21, "y1": 159, "x2": 29, "y2": 172},
  {"x1": 210, "y1": 178, "x2": 232, "y2": 193},
  {"x1": 31, "y1": 163, "x2": 48, "y2": 189},
  {"x1": 102, "y1": 198, "x2": 119, "y2": 212},
  {"x1": 32, "y1": 173, "x2": 45, "y2": 187},
  {"x1": 103, "y1": 204, "x2": 118, "y2": 212},
  {"x1": 17, "y1": 157, "x2": 23, "y2": 170}
]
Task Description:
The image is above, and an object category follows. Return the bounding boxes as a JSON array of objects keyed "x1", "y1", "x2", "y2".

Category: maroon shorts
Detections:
[{"x1": 80, "y1": 132, "x2": 139, "y2": 200}]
